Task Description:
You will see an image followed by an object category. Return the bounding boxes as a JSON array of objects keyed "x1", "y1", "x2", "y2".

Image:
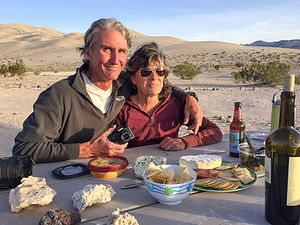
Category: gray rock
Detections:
[{"x1": 39, "y1": 208, "x2": 81, "y2": 225}]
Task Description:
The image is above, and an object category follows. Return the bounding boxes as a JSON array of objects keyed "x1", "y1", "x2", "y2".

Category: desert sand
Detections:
[{"x1": 0, "y1": 23, "x2": 300, "y2": 158}]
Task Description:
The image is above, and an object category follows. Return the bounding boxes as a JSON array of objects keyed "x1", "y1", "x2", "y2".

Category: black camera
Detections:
[
  {"x1": 0, "y1": 155, "x2": 33, "y2": 189},
  {"x1": 108, "y1": 125, "x2": 135, "y2": 145}
]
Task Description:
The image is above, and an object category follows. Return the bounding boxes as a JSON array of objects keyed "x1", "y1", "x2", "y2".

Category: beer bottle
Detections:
[{"x1": 229, "y1": 102, "x2": 245, "y2": 157}]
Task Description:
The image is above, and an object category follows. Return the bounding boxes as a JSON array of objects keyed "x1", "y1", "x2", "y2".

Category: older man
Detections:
[{"x1": 13, "y1": 18, "x2": 202, "y2": 163}]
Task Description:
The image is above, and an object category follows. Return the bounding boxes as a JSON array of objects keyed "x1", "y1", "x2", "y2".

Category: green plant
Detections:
[
  {"x1": 172, "y1": 61, "x2": 201, "y2": 80},
  {"x1": 235, "y1": 62, "x2": 244, "y2": 68},
  {"x1": 0, "y1": 63, "x2": 8, "y2": 74},
  {"x1": 295, "y1": 74, "x2": 300, "y2": 85},
  {"x1": 232, "y1": 54, "x2": 290, "y2": 86},
  {"x1": 34, "y1": 69, "x2": 41, "y2": 75},
  {"x1": 7, "y1": 59, "x2": 26, "y2": 76},
  {"x1": 214, "y1": 64, "x2": 221, "y2": 71}
]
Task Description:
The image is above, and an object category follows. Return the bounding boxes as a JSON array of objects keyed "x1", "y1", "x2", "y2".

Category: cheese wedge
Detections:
[{"x1": 179, "y1": 154, "x2": 222, "y2": 169}]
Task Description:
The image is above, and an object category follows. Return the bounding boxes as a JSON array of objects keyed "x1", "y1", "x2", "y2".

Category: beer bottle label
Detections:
[{"x1": 230, "y1": 130, "x2": 240, "y2": 153}]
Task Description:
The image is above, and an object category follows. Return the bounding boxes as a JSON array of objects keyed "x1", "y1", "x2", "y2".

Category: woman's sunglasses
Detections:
[{"x1": 139, "y1": 68, "x2": 167, "y2": 77}]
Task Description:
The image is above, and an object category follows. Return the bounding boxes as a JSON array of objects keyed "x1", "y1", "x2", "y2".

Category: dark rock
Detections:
[{"x1": 39, "y1": 208, "x2": 81, "y2": 225}]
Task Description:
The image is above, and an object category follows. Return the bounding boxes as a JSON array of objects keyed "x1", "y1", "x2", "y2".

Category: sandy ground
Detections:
[{"x1": 1, "y1": 69, "x2": 299, "y2": 158}]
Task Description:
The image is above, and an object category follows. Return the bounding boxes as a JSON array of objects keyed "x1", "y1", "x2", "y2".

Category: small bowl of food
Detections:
[
  {"x1": 239, "y1": 142, "x2": 265, "y2": 171},
  {"x1": 143, "y1": 163, "x2": 196, "y2": 205},
  {"x1": 88, "y1": 155, "x2": 129, "y2": 178}
]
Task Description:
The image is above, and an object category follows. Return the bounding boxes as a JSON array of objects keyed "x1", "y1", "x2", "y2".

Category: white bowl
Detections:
[{"x1": 143, "y1": 164, "x2": 196, "y2": 205}]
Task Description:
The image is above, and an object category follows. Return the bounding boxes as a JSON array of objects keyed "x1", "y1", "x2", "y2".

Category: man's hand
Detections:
[
  {"x1": 159, "y1": 137, "x2": 186, "y2": 151},
  {"x1": 183, "y1": 95, "x2": 203, "y2": 134},
  {"x1": 79, "y1": 126, "x2": 128, "y2": 158}
]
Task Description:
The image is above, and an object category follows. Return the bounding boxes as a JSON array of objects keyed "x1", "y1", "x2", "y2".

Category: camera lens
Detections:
[{"x1": 120, "y1": 132, "x2": 131, "y2": 142}]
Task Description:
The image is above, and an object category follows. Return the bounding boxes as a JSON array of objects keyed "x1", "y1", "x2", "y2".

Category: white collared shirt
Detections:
[{"x1": 81, "y1": 72, "x2": 113, "y2": 114}]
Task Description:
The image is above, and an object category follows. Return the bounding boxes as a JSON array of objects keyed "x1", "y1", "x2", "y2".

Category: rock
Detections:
[
  {"x1": 39, "y1": 208, "x2": 81, "y2": 225},
  {"x1": 104, "y1": 208, "x2": 139, "y2": 225},
  {"x1": 185, "y1": 86, "x2": 194, "y2": 91},
  {"x1": 72, "y1": 184, "x2": 115, "y2": 212},
  {"x1": 218, "y1": 116, "x2": 225, "y2": 121},
  {"x1": 226, "y1": 116, "x2": 232, "y2": 123},
  {"x1": 240, "y1": 87, "x2": 245, "y2": 91},
  {"x1": 9, "y1": 176, "x2": 57, "y2": 213}
]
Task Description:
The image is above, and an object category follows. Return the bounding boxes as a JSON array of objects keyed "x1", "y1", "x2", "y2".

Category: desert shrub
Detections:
[
  {"x1": 7, "y1": 59, "x2": 26, "y2": 76},
  {"x1": 232, "y1": 54, "x2": 290, "y2": 86},
  {"x1": 34, "y1": 69, "x2": 42, "y2": 75},
  {"x1": 235, "y1": 62, "x2": 244, "y2": 68},
  {"x1": 172, "y1": 61, "x2": 201, "y2": 80},
  {"x1": 295, "y1": 74, "x2": 300, "y2": 85},
  {"x1": 0, "y1": 63, "x2": 8, "y2": 74},
  {"x1": 214, "y1": 64, "x2": 221, "y2": 71}
]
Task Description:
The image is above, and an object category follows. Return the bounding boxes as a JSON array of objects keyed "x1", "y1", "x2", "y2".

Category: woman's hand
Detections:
[
  {"x1": 183, "y1": 95, "x2": 203, "y2": 134},
  {"x1": 159, "y1": 137, "x2": 186, "y2": 151},
  {"x1": 79, "y1": 126, "x2": 128, "y2": 158}
]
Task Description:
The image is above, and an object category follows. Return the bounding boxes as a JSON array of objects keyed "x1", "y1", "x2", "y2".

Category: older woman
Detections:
[{"x1": 115, "y1": 42, "x2": 222, "y2": 151}]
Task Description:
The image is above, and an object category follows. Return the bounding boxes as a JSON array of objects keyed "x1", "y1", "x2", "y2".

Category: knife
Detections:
[{"x1": 121, "y1": 182, "x2": 144, "y2": 189}]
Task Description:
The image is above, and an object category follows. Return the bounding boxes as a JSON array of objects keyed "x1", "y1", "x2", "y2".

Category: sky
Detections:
[{"x1": 1, "y1": 0, "x2": 299, "y2": 44}]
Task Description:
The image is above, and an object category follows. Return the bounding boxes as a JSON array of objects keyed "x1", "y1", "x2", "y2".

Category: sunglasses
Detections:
[{"x1": 139, "y1": 68, "x2": 167, "y2": 77}]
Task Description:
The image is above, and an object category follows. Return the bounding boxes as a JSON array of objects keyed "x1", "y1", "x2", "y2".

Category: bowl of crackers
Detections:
[{"x1": 143, "y1": 163, "x2": 196, "y2": 205}]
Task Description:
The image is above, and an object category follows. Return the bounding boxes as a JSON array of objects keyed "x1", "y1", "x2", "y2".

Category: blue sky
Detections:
[{"x1": 1, "y1": 0, "x2": 299, "y2": 44}]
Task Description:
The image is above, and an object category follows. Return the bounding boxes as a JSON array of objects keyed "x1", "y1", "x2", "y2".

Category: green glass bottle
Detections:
[{"x1": 265, "y1": 74, "x2": 300, "y2": 225}]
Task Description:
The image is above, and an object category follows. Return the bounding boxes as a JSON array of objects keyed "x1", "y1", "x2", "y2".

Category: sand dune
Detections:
[{"x1": 1, "y1": 23, "x2": 299, "y2": 68}]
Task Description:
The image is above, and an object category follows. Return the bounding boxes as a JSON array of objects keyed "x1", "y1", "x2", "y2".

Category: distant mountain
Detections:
[{"x1": 245, "y1": 39, "x2": 300, "y2": 49}]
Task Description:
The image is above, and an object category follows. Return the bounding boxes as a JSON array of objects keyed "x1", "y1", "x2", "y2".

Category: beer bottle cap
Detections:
[{"x1": 235, "y1": 102, "x2": 242, "y2": 107}]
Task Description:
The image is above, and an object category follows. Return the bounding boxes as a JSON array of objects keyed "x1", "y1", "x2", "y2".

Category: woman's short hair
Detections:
[
  {"x1": 77, "y1": 18, "x2": 131, "y2": 63},
  {"x1": 126, "y1": 42, "x2": 171, "y2": 100}
]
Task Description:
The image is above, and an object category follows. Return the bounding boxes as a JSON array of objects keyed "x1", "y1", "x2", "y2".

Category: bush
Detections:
[
  {"x1": 295, "y1": 74, "x2": 300, "y2": 85},
  {"x1": 8, "y1": 59, "x2": 26, "y2": 76},
  {"x1": 214, "y1": 65, "x2": 221, "y2": 71},
  {"x1": 172, "y1": 61, "x2": 201, "y2": 80},
  {"x1": 232, "y1": 54, "x2": 290, "y2": 86},
  {"x1": 235, "y1": 62, "x2": 244, "y2": 68},
  {"x1": 0, "y1": 64, "x2": 8, "y2": 74},
  {"x1": 0, "y1": 59, "x2": 26, "y2": 76}
]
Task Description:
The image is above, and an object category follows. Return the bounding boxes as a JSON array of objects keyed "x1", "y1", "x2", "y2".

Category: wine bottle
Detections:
[
  {"x1": 229, "y1": 102, "x2": 245, "y2": 157},
  {"x1": 265, "y1": 74, "x2": 300, "y2": 225}
]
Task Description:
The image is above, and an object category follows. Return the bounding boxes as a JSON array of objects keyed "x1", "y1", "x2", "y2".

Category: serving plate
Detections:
[{"x1": 193, "y1": 162, "x2": 257, "y2": 193}]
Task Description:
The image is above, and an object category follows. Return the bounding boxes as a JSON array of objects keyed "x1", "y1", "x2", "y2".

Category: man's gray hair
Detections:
[{"x1": 77, "y1": 18, "x2": 131, "y2": 63}]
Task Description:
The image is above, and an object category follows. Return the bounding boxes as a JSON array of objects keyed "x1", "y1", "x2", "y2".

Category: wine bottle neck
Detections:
[
  {"x1": 279, "y1": 91, "x2": 295, "y2": 127},
  {"x1": 233, "y1": 107, "x2": 242, "y2": 120}
]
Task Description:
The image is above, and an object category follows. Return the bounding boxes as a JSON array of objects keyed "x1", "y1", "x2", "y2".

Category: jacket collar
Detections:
[{"x1": 71, "y1": 63, "x2": 122, "y2": 98}]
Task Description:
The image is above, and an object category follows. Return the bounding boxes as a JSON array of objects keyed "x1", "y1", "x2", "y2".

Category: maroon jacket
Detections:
[{"x1": 115, "y1": 94, "x2": 222, "y2": 148}]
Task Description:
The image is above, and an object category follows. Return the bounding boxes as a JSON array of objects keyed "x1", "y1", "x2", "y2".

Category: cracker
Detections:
[
  {"x1": 215, "y1": 163, "x2": 238, "y2": 171},
  {"x1": 233, "y1": 168, "x2": 255, "y2": 184},
  {"x1": 200, "y1": 179, "x2": 219, "y2": 187},
  {"x1": 195, "y1": 178, "x2": 213, "y2": 186},
  {"x1": 211, "y1": 180, "x2": 230, "y2": 189}
]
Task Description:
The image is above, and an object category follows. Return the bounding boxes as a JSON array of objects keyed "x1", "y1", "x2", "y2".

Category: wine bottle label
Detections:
[
  {"x1": 287, "y1": 156, "x2": 300, "y2": 206},
  {"x1": 230, "y1": 130, "x2": 240, "y2": 153},
  {"x1": 265, "y1": 156, "x2": 271, "y2": 184}
]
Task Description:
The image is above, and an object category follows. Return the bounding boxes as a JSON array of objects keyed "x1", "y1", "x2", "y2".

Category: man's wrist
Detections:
[{"x1": 186, "y1": 91, "x2": 198, "y2": 102}]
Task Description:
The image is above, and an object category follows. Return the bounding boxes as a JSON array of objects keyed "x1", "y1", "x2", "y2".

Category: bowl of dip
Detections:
[{"x1": 88, "y1": 155, "x2": 129, "y2": 178}]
